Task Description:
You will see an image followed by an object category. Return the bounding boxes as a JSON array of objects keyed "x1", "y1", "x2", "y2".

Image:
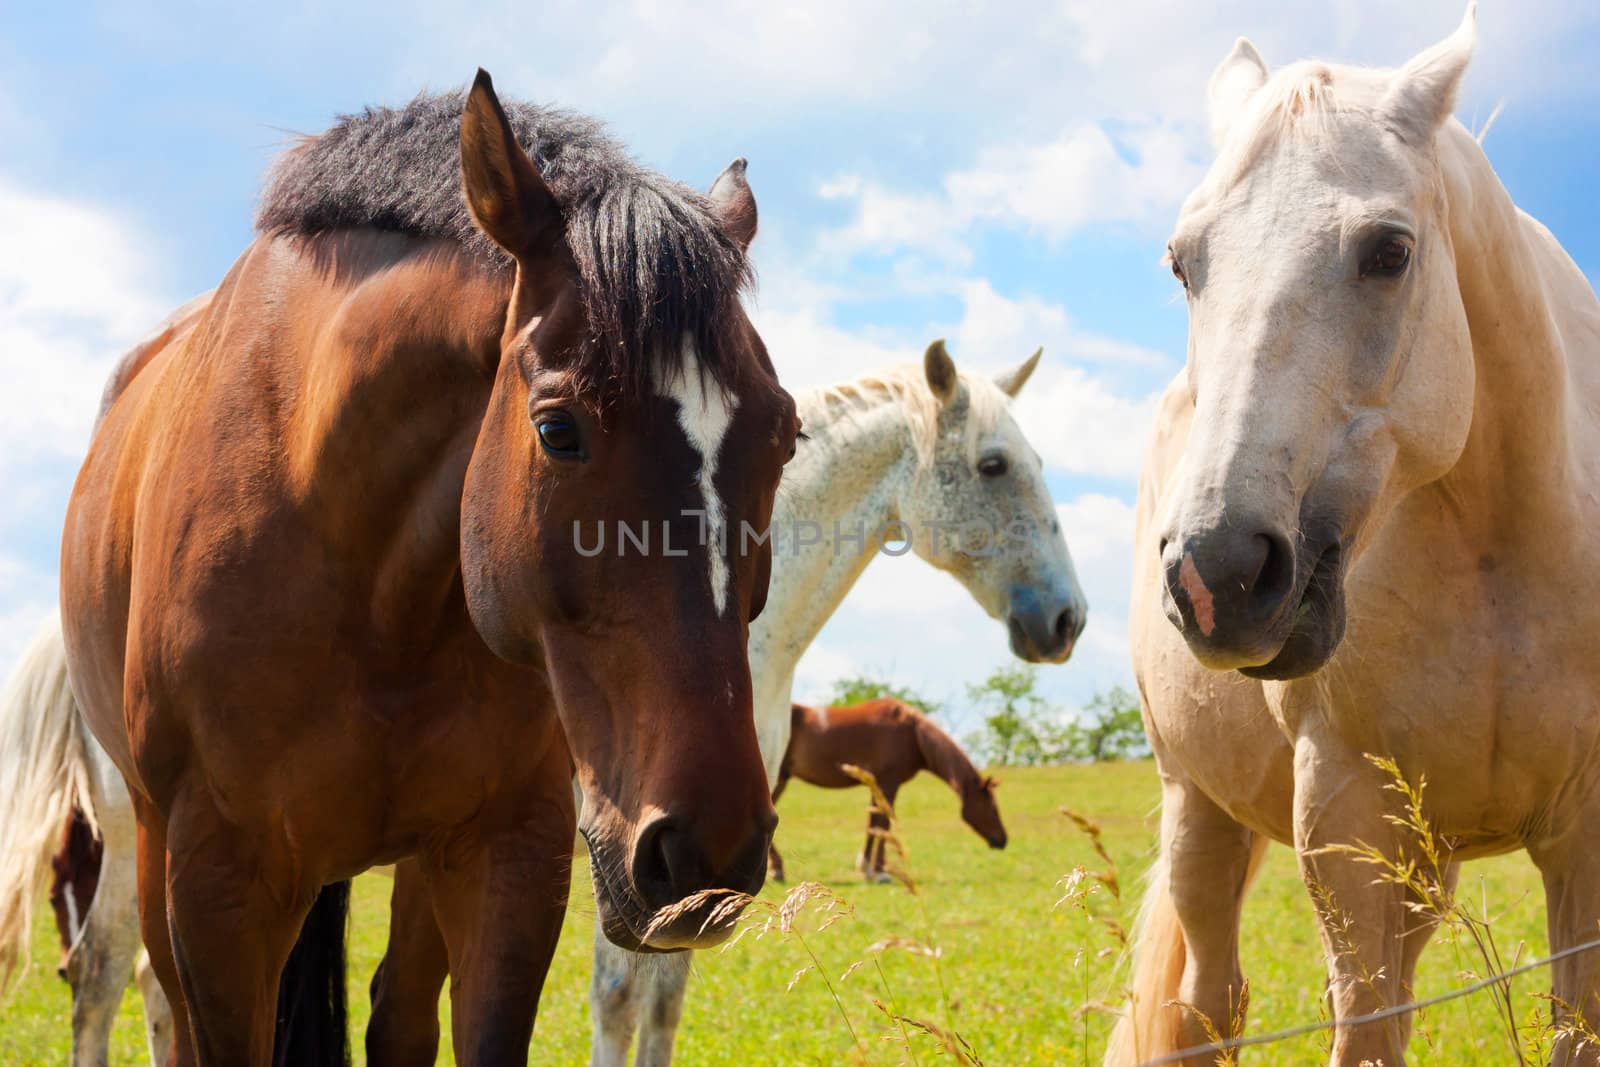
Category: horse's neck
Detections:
[
  {"x1": 286, "y1": 237, "x2": 510, "y2": 641},
  {"x1": 748, "y1": 394, "x2": 918, "y2": 696},
  {"x1": 1440, "y1": 125, "x2": 1600, "y2": 537},
  {"x1": 912, "y1": 714, "x2": 975, "y2": 792}
]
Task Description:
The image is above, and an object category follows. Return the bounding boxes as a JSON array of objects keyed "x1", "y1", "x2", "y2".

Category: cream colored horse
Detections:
[{"x1": 1115, "y1": 6, "x2": 1600, "y2": 1066}]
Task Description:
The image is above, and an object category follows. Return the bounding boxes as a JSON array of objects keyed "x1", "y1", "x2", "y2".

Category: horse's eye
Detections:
[
  {"x1": 977, "y1": 454, "x2": 1008, "y2": 478},
  {"x1": 1362, "y1": 237, "x2": 1412, "y2": 278},
  {"x1": 1170, "y1": 256, "x2": 1188, "y2": 289},
  {"x1": 536, "y1": 416, "x2": 583, "y2": 458}
]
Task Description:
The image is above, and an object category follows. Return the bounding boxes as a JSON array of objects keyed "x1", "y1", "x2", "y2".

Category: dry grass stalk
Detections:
[
  {"x1": 1310, "y1": 753, "x2": 1569, "y2": 1062},
  {"x1": 1061, "y1": 807, "x2": 1122, "y2": 901},
  {"x1": 1058, "y1": 810, "x2": 1132, "y2": 1061}
]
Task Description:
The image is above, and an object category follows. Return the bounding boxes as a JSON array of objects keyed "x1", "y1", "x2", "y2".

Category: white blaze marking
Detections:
[{"x1": 664, "y1": 341, "x2": 738, "y2": 614}]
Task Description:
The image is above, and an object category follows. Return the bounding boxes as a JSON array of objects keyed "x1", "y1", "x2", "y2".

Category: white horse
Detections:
[
  {"x1": 0, "y1": 611, "x2": 171, "y2": 1067},
  {"x1": 1116, "y1": 6, "x2": 1600, "y2": 1066},
  {"x1": 589, "y1": 340, "x2": 1088, "y2": 1065}
]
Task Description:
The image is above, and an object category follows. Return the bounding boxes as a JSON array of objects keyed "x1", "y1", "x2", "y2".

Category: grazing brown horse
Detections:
[
  {"x1": 59, "y1": 71, "x2": 798, "y2": 1067},
  {"x1": 768, "y1": 700, "x2": 1005, "y2": 883}
]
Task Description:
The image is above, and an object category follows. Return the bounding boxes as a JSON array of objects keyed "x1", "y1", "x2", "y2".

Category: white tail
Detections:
[
  {"x1": 0, "y1": 611, "x2": 96, "y2": 993},
  {"x1": 1105, "y1": 856, "x2": 1187, "y2": 1066}
]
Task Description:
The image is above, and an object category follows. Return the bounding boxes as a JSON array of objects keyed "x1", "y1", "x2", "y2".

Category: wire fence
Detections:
[{"x1": 1137, "y1": 934, "x2": 1600, "y2": 1066}]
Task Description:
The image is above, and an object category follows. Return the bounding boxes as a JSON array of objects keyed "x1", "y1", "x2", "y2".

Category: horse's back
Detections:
[{"x1": 788, "y1": 699, "x2": 921, "y2": 789}]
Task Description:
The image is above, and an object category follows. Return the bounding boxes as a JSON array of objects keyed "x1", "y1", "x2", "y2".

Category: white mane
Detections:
[
  {"x1": 796, "y1": 362, "x2": 1011, "y2": 469},
  {"x1": 1207, "y1": 60, "x2": 1396, "y2": 192}
]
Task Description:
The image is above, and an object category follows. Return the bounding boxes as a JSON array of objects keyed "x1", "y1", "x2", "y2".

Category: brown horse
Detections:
[
  {"x1": 59, "y1": 71, "x2": 798, "y2": 1067},
  {"x1": 768, "y1": 699, "x2": 1005, "y2": 883}
]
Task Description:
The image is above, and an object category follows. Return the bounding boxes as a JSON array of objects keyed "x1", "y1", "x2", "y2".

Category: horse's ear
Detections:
[
  {"x1": 1381, "y1": 3, "x2": 1476, "y2": 143},
  {"x1": 994, "y1": 347, "x2": 1042, "y2": 399},
  {"x1": 923, "y1": 339, "x2": 959, "y2": 406},
  {"x1": 709, "y1": 157, "x2": 758, "y2": 251},
  {"x1": 460, "y1": 69, "x2": 562, "y2": 259},
  {"x1": 1208, "y1": 37, "x2": 1269, "y2": 148},
  {"x1": 984, "y1": 776, "x2": 999, "y2": 791}
]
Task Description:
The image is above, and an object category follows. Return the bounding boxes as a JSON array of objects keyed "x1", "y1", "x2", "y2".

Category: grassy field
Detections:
[{"x1": 1, "y1": 760, "x2": 1556, "y2": 1064}]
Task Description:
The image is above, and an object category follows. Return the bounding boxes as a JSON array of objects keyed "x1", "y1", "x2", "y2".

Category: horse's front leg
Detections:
[
  {"x1": 589, "y1": 928, "x2": 644, "y2": 1066},
  {"x1": 586, "y1": 914, "x2": 695, "y2": 1067},
  {"x1": 1530, "y1": 830, "x2": 1600, "y2": 1065},
  {"x1": 633, "y1": 951, "x2": 693, "y2": 1067},
  {"x1": 367, "y1": 859, "x2": 448, "y2": 1067},
  {"x1": 862, "y1": 784, "x2": 899, "y2": 883},
  {"x1": 1292, "y1": 731, "x2": 1410, "y2": 1066},
  {"x1": 148, "y1": 786, "x2": 324, "y2": 1067},
  {"x1": 426, "y1": 777, "x2": 575, "y2": 1066}
]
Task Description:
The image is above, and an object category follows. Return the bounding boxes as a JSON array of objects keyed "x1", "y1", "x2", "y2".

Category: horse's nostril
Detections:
[
  {"x1": 1248, "y1": 532, "x2": 1295, "y2": 616},
  {"x1": 633, "y1": 815, "x2": 772, "y2": 913},
  {"x1": 632, "y1": 817, "x2": 690, "y2": 911}
]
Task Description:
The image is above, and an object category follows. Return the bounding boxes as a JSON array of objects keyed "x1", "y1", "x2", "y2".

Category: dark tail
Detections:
[{"x1": 273, "y1": 879, "x2": 351, "y2": 1067}]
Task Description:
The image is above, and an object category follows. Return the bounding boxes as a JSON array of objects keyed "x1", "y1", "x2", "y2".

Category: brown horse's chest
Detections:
[{"x1": 134, "y1": 582, "x2": 562, "y2": 862}]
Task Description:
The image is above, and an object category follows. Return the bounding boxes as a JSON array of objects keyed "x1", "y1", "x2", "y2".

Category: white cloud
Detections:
[
  {"x1": 948, "y1": 122, "x2": 1203, "y2": 239},
  {"x1": 750, "y1": 305, "x2": 913, "y2": 395},
  {"x1": 792, "y1": 641, "x2": 860, "y2": 705},
  {"x1": 0, "y1": 178, "x2": 173, "y2": 468},
  {"x1": 948, "y1": 279, "x2": 1170, "y2": 371},
  {"x1": 1058, "y1": 493, "x2": 1136, "y2": 566},
  {"x1": 1010, "y1": 364, "x2": 1164, "y2": 480},
  {"x1": 820, "y1": 120, "x2": 1205, "y2": 261},
  {"x1": 0, "y1": 176, "x2": 176, "y2": 662},
  {"x1": 0, "y1": 551, "x2": 58, "y2": 675},
  {"x1": 366, "y1": 0, "x2": 1598, "y2": 160}
]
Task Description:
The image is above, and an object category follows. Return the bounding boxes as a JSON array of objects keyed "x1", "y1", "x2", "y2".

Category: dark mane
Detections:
[{"x1": 255, "y1": 89, "x2": 751, "y2": 394}]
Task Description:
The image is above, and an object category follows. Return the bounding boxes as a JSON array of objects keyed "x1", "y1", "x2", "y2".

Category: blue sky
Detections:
[{"x1": 3, "y1": 1, "x2": 1598, "y2": 733}]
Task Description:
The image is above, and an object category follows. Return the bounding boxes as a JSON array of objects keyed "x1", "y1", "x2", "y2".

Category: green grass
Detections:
[{"x1": 0, "y1": 761, "x2": 1554, "y2": 1064}]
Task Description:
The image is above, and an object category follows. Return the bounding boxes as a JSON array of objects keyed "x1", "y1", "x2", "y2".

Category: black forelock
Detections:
[{"x1": 255, "y1": 89, "x2": 752, "y2": 395}]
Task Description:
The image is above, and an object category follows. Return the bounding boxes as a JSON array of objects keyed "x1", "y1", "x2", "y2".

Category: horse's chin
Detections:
[
  {"x1": 592, "y1": 889, "x2": 742, "y2": 953},
  {"x1": 583, "y1": 828, "x2": 748, "y2": 953}
]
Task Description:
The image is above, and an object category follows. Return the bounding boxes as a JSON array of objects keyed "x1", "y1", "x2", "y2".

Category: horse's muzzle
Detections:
[
  {"x1": 1160, "y1": 522, "x2": 1347, "y2": 679},
  {"x1": 1006, "y1": 587, "x2": 1085, "y2": 664}
]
